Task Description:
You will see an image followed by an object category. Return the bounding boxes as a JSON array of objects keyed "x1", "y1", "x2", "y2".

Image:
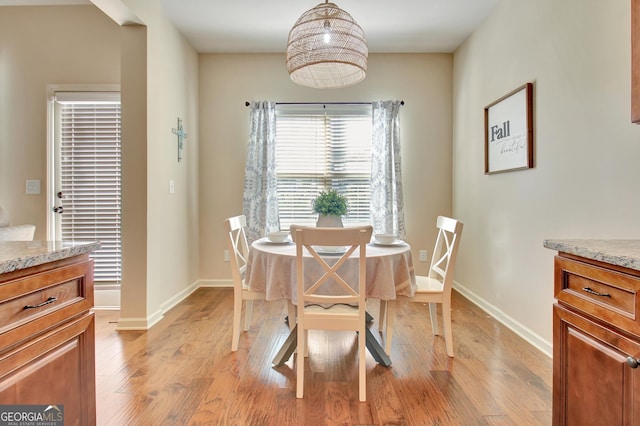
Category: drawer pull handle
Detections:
[
  {"x1": 23, "y1": 296, "x2": 58, "y2": 310},
  {"x1": 627, "y1": 357, "x2": 640, "y2": 369},
  {"x1": 582, "y1": 287, "x2": 611, "y2": 298}
]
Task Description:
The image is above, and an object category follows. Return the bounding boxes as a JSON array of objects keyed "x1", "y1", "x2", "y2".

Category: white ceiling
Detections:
[{"x1": 0, "y1": 0, "x2": 500, "y2": 53}]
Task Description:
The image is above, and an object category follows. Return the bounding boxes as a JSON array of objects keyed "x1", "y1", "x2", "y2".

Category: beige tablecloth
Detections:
[{"x1": 246, "y1": 238, "x2": 416, "y2": 301}]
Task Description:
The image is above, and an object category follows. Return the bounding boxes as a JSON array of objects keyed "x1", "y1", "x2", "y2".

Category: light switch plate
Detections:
[{"x1": 26, "y1": 179, "x2": 41, "y2": 195}]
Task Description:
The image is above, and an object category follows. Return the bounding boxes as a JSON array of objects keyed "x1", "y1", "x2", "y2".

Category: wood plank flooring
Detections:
[{"x1": 94, "y1": 288, "x2": 552, "y2": 425}]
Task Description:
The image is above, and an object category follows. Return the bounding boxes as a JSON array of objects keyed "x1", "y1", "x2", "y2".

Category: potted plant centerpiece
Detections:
[{"x1": 313, "y1": 189, "x2": 347, "y2": 227}]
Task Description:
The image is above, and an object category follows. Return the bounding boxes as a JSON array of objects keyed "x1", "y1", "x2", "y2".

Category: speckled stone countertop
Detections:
[
  {"x1": 0, "y1": 241, "x2": 101, "y2": 274},
  {"x1": 543, "y1": 239, "x2": 640, "y2": 272}
]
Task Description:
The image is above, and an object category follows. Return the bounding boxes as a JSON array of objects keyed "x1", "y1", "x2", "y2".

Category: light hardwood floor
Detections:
[{"x1": 94, "y1": 288, "x2": 552, "y2": 425}]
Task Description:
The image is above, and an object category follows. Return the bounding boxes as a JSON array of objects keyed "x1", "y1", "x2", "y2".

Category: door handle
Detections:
[{"x1": 52, "y1": 206, "x2": 64, "y2": 213}]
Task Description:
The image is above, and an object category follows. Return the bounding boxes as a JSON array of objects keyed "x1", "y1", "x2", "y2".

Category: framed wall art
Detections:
[{"x1": 484, "y1": 82, "x2": 534, "y2": 174}]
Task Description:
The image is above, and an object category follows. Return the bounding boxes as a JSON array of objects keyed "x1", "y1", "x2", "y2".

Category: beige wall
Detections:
[
  {"x1": 144, "y1": 2, "x2": 200, "y2": 324},
  {"x1": 0, "y1": 6, "x2": 120, "y2": 239},
  {"x1": 114, "y1": 0, "x2": 200, "y2": 328},
  {"x1": 198, "y1": 53, "x2": 453, "y2": 282},
  {"x1": 453, "y1": 0, "x2": 640, "y2": 354},
  {"x1": 0, "y1": 3, "x2": 200, "y2": 327}
]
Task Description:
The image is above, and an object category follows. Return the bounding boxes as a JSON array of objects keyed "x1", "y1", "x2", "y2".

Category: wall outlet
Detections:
[
  {"x1": 169, "y1": 180, "x2": 175, "y2": 194},
  {"x1": 224, "y1": 250, "x2": 230, "y2": 262},
  {"x1": 26, "y1": 179, "x2": 41, "y2": 195},
  {"x1": 419, "y1": 250, "x2": 428, "y2": 262}
]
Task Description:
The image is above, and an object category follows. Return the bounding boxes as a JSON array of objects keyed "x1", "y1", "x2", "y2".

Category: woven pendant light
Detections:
[{"x1": 286, "y1": 1, "x2": 368, "y2": 89}]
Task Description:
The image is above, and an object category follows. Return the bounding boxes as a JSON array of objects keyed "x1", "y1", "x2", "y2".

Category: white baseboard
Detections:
[
  {"x1": 115, "y1": 280, "x2": 201, "y2": 330},
  {"x1": 453, "y1": 281, "x2": 552, "y2": 358},
  {"x1": 115, "y1": 311, "x2": 163, "y2": 330},
  {"x1": 198, "y1": 279, "x2": 232, "y2": 287},
  {"x1": 159, "y1": 280, "x2": 201, "y2": 314},
  {"x1": 92, "y1": 280, "x2": 230, "y2": 311}
]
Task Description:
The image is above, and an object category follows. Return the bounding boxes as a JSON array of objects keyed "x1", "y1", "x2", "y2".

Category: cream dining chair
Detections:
[
  {"x1": 293, "y1": 225, "x2": 373, "y2": 402},
  {"x1": 379, "y1": 216, "x2": 463, "y2": 357},
  {"x1": 224, "y1": 215, "x2": 267, "y2": 352}
]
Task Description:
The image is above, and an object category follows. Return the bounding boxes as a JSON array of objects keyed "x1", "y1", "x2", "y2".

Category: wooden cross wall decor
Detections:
[{"x1": 172, "y1": 117, "x2": 188, "y2": 162}]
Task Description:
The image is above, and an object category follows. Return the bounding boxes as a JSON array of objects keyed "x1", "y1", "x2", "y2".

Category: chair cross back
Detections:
[
  {"x1": 295, "y1": 226, "x2": 372, "y2": 304},
  {"x1": 302, "y1": 242, "x2": 359, "y2": 302},
  {"x1": 226, "y1": 215, "x2": 249, "y2": 282},
  {"x1": 429, "y1": 216, "x2": 461, "y2": 283}
]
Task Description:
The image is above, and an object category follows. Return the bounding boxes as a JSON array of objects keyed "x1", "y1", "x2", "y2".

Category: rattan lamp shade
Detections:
[{"x1": 286, "y1": 1, "x2": 368, "y2": 89}]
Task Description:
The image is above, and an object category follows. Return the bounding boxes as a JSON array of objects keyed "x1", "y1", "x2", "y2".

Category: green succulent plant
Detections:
[{"x1": 312, "y1": 189, "x2": 348, "y2": 216}]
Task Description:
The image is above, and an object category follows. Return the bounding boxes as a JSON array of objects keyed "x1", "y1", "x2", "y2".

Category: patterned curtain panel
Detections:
[
  {"x1": 242, "y1": 101, "x2": 280, "y2": 243},
  {"x1": 370, "y1": 100, "x2": 406, "y2": 239}
]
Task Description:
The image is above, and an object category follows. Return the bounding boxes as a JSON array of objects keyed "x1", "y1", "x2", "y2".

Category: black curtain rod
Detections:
[{"x1": 244, "y1": 101, "x2": 404, "y2": 107}]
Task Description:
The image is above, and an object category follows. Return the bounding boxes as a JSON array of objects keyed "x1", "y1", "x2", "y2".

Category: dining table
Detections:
[{"x1": 244, "y1": 235, "x2": 417, "y2": 367}]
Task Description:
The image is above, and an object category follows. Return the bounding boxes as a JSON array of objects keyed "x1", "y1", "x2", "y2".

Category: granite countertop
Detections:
[
  {"x1": 543, "y1": 239, "x2": 640, "y2": 272},
  {"x1": 0, "y1": 240, "x2": 101, "y2": 274}
]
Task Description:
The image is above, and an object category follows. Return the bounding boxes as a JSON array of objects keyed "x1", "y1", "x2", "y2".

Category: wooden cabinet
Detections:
[
  {"x1": 0, "y1": 254, "x2": 95, "y2": 426},
  {"x1": 553, "y1": 253, "x2": 640, "y2": 425}
]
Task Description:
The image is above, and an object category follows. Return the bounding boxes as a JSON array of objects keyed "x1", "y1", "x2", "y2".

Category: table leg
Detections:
[
  {"x1": 272, "y1": 322, "x2": 392, "y2": 367},
  {"x1": 272, "y1": 325, "x2": 297, "y2": 366},
  {"x1": 365, "y1": 327, "x2": 392, "y2": 366}
]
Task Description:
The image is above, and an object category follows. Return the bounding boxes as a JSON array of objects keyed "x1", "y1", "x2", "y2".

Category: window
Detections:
[
  {"x1": 275, "y1": 104, "x2": 372, "y2": 230},
  {"x1": 52, "y1": 91, "x2": 122, "y2": 286}
]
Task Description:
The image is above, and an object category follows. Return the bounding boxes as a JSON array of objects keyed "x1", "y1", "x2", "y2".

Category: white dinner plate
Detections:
[
  {"x1": 260, "y1": 237, "x2": 293, "y2": 245},
  {"x1": 371, "y1": 239, "x2": 406, "y2": 247},
  {"x1": 312, "y1": 245, "x2": 347, "y2": 255}
]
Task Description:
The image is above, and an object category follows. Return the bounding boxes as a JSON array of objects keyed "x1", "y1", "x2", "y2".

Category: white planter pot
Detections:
[{"x1": 316, "y1": 215, "x2": 344, "y2": 227}]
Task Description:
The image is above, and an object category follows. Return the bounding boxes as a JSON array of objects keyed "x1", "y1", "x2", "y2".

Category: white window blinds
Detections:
[
  {"x1": 275, "y1": 104, "x2": 372, "y2": 230},
  {"x1": 54, "y1": 91, "x2": 122, "y2": 286}
]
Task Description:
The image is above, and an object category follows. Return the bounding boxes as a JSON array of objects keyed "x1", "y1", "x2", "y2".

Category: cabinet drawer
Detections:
[
  {"x1": 0, "y1": 260, "x2": 93, "y2": 351},
  {"x1": 555, "y1": 256, "x2": 640, "y2": 337}
]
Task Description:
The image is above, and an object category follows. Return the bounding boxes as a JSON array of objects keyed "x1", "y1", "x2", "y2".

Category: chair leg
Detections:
[
  {"x1": 429, "y1": 302, "x2": 439, "y2": 335},
  {"x1": 296, "y1": 324, "x2": 305, "y2": 398},
  {"x1": 385, "y1": 301, "x2": 397, "y2": 355},
  {"x1": 378, "y1": 300, "x2": 387, "y2": 333},
  {"x1": 287, "y1": 300, "x2": 296, "y2": 331},
  {"x1": 243, "y1": 299, "x2": 254, "y2": 331},
  {"x1": 442, "y1": 300, "x2": 454, "y2": 357},
  {"x1": 358, "y1": 322, "x2": 366, "y2": 402},
  {"x1": 231, "y1": 294, "x2": 243, "y2": 352},
  {"x1": 304, "y1": 329, "x2": 309, "y2": 357}
]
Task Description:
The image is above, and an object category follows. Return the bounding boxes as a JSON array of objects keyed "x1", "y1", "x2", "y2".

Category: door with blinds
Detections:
[{"x1": 49, "y1": 91, "x2": 122, "y2": 292}]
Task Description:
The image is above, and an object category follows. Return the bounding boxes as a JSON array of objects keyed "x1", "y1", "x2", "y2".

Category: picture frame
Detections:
[{"x1": 484, "y1": 82, "x2": 534, "y2": 174}]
